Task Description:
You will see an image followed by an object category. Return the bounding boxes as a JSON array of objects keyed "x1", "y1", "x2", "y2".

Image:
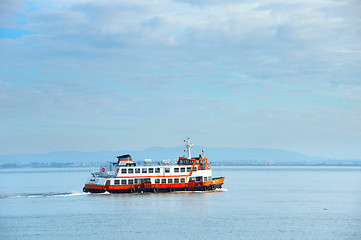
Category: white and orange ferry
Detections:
[{"x1": 83, "y1": 137, "x2": 225, "y2": 193}]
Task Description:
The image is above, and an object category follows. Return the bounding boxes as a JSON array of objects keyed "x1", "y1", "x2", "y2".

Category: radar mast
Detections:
[{"x1": 184, "y1": 136, "x2": 194, "y2": 159}]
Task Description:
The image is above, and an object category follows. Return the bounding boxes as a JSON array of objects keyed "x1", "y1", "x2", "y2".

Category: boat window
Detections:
[
  {"x1": 128, "y1": 179, "x2": 134, "y2": 184},
  {"x1": 186, "y1": 167, "x2": 191, "y2": 172},
  {"x1": 181, "y1": 167, "x2": 186, "y2": 172},
  {"x1": 155, "y1": 168, "x2": 160, "y2": 173},
  {"x1": 142, "y1": 168, "x2": 147, "y2": 173},
  {"x1": 121, "y1": 179, "x2": 127, "y2": 185},
  {"x1": 121, "y1": 168, "x2": 127, "y2": 174},
  {"x1": 174, "y1": 178, "x2": 179, "y2": 183},
  {"x1": 114, "y1": 180, "x2": 120, "y2": 185},
  {"x1": 155, "y1": 179, "x2": 160, "y2": 184},
  {"x1": 208, "y1": 176, "x2": 212, "y2": 181},
  {"x1": 196, "y1": 177, "x2": 202, "y2": 182},
  {"x1": 165, "y1": 168, "x2": 170, "y2": 173},
  {"x1": 180, "y1": 178, "x2": 185, "y2": 183},
  {"x1": 193, "y1": 167, "x2": 197, "y2": 171},
  {"x1": 105, "y1": 180, "x2": 110, "y2": 185},
  {"x1": 161, "y1": 179, "x2": 166, "y2": 184},
  {"x1": 174, "y1": 168, "x2": 179, "y2": 173},
  {"x1": 168, "y1": 178, "x2": 173, "y2": 184},
  {"x1": 149, "y1": 168, "x2": 154, "y2": 173},
  {"x1": 128, "y1": 168, "x2": 134, "y2": 174},
  {"x1": 204, "y1": 177, "x2": 207, "y2": 182},
  {"x1": 135, "y1": 168, "x2": 140, "y2": 173}
]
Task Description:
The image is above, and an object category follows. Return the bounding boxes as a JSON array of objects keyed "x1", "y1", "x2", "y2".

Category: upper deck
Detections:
[
  {"x1": 177, "y1": 156, "x2": 209, "y2": 170},
  {"x1": 96, "y1": 137, "x2": 211, "y2": 178}
]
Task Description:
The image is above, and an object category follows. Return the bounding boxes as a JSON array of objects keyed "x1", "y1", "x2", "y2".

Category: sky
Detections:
[{"x1": 0, "y1": 0, "x2": 360, "y2": 158}]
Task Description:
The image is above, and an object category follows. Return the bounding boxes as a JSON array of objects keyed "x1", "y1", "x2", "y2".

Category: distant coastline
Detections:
[
  {"x1": 1, "y1": 160, "x2": 361, "y2": 169},
  {"x1": 1, "y1": 146, "x2": 361, "y2": 169}
]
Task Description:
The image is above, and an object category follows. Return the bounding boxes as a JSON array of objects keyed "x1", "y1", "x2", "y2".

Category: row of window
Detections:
[
  {"x1": 120, "y1": 167, "x2": 197, "y2": 174},
  {"x1": 173, "y1": 167, "x2": 196, "y2": 173},
  {"x1": 154, "y1": 178, "x2": 186, "y2": 184}
]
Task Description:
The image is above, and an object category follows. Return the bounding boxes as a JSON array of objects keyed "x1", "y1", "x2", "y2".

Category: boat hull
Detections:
[{"x1": 83, "y1": 177, "x2": 225, "y2": 194}]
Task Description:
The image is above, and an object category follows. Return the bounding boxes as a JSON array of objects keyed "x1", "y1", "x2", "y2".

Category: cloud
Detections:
[
  {"x1": 2, "y1": 0, "x2": 360, "y2": 90},
  {"x1": 0, "y1": 0, "x2": 26, "y2": 28},
  {"x1": 337, "y1": 84, "x2": 361, "y2": 101},
  {"x1": 0, "y1": 0, "x2": 361, "y2": 157}
]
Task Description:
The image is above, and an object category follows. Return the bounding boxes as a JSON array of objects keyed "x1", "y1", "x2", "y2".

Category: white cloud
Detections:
[
  {"x1": 333, "y1": 49, "x2": 361, "y2": 54},
  {"x1": 1, "y1": 0, "x2": 361, "y2": 157},
  {"x1": 337, "y1": 84, "x2": 361, "y2": 101},
  {"x1": 0, "y1": 0, "x2": 26, "y2": 28}
]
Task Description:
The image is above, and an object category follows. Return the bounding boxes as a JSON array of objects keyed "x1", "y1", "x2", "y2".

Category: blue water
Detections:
[{"x1": 1, "y1": 167, "x2": 360, "y2": 240}]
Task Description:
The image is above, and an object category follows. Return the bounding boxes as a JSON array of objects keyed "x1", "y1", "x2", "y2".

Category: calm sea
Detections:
[{"x1": 0, "y1": 166, "x2": 360, "y2": 240}]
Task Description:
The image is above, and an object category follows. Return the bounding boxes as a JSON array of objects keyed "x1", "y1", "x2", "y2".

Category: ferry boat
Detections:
[{"x1": 83, "y1": 137, "x2": 225, "y2": 193}]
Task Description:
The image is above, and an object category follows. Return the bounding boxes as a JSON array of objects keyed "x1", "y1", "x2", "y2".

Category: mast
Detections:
[{"x1": 184, "y1": 136, "x2": 194, "y2": 159}]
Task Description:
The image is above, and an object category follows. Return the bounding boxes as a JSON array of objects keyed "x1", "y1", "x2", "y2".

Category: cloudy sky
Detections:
[{"x1": 1, "y1": 0, "x2": 360, "y2": 158}]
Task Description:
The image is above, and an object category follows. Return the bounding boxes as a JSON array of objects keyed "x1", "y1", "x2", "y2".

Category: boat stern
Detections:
[
  {"x1": 83, "y1": 177, "x2": 106, "y2": 193},
  {"x1": 212, "y1": 177, "x2": 225, "y2": 189}
]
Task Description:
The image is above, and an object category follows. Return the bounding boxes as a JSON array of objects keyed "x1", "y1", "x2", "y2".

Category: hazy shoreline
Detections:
[{"x1": 2, "y1": 160, "x2": 361, "y2": 169}]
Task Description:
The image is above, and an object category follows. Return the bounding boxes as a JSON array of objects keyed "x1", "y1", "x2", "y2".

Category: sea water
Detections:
[{"x1": 0, "y1": 167, "x2": 360, "y2": 240}]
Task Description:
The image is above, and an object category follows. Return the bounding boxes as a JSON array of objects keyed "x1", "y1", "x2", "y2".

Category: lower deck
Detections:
[{"x1": 83, "y1": 177, "x2": 225, "y2": 194}]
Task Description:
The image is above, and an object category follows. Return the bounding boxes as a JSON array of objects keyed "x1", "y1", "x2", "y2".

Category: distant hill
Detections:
[
  {"x1": 1, "y1": 146, "x2": 361, "y2": 167},
  {"x1": 0, "y1": 146, "x2": 326, "y2": 163}
]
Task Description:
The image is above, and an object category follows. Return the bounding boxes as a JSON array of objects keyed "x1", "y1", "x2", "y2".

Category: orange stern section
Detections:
[{"x1": 212, "y1": 177, "x2": 225, "y2": 186}]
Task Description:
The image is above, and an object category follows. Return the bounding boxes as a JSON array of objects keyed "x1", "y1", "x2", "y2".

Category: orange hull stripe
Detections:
[
  {"x1": 86, "y1": 179, "x2": 224, "y2": 190},
  {"x1": 104, "y1": 181, "x2": 217, "y2": 190},
  {"x1": 212, "y1": 177, "x2": 225, "y2": 185},
  {"x1": 85, "y1": 184, "x2": 103, "y2": 190}
]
